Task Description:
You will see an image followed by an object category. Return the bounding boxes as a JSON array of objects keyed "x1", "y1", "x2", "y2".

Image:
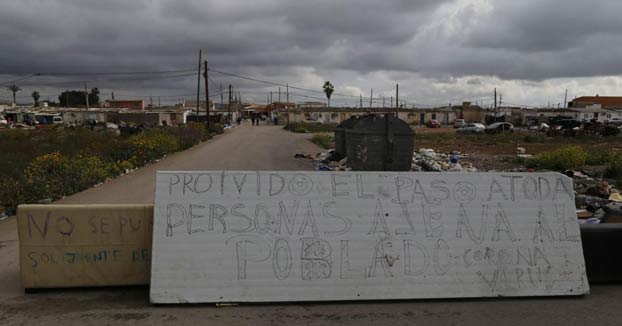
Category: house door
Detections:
[{"x1": 419, "y1": 113, "x2": 425, "y2": 125}]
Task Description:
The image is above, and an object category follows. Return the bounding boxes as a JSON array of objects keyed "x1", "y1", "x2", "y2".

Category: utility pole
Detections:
[
  {"x1": 112, "y1": 91, "x2": 115, "y2": 101},
  {"x1": 494, "y1": 88, "x2": 497, "y2": 111},
  {"x1": 158, "y1": 96, "x2": 161, "y2": 108},
  {"x1": 396, "y1": 84, "x2": 399, "y2": 113},
  {"x1": 499, "y1": 93, "x2": 502, "y2": 107},
  {"x1": 564, "y1": 89, "x2": 568, "y2": 109},
  {"x1": 370, "y1": 89, "x2": 373, "y2": 108},
  {"x1": 360, "y1": 94, "x2": 363, "y2": 108},
  {"x1": 196, "y1": 49, "x2": 202, "y2": 119},
  {"x1": 85, "y1": 83, "x2": 89, "y2": 109},
  {"x1": 270, "y1": 91, "x2": 273, "y2": 104},
  {"x1": 286, "y1": 84, "x2": 289, "y2": 103},
  {"x1": 228, "y1": 84, "x2": 232, "y2": 125},
  {"x1": 278, "y1": 87, "x2": 281, "y2": 103},
  {"x1": 204, "y1": 59, "x2": 210, "y2": 129},
  {"x1": 383, "y1": 96, "x2": 385, "y2": 108},
  {"x1": 220, "y1": 84, "x2": 223, "y2": 106}
]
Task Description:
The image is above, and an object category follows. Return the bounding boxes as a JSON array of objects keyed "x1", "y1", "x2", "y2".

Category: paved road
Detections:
[
  {"x1": 1, "y1": 124, "x2": 622, "y2": 325},
  {"x1": 55, "y1": 124, "x2": 321, "y2": 205}
]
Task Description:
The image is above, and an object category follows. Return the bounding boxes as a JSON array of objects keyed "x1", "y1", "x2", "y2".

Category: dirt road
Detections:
[{"x1": 1, "y1": 124, "x2": 622, "y2": 325}]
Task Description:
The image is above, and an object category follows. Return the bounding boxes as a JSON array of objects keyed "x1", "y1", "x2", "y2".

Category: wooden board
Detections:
[
  {"x1": 17, "y1": 204, "x2": 153, "y2": 288},
  {"x1": 150, "y1": 171, "x2": 589, "y2": 303}
]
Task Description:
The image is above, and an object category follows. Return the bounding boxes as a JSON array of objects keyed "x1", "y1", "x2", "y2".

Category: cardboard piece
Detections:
[
  {"x1": 150, "y1": 171, "x2": 589, "y2": 303},
  {"x1": 17, "y1": 204, "x2": 153, "y2": 288}
]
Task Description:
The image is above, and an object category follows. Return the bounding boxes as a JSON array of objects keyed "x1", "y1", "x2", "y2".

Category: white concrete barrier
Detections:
[{"x1": 150, "y1": 171, "x2": 589, "y2": 303}]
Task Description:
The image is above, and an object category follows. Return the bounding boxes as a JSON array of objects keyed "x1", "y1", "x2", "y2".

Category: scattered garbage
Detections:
[{"x1": 412, "y1": 149, "x2": 477, "y2": 172}]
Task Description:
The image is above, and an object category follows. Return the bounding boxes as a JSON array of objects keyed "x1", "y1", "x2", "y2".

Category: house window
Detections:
[
  {"x1": 432, "y1": 113, "x2": 437, "y2": 120},
  {"x1": 170, "y1": 113, "x2": 176, "y2": 120}
]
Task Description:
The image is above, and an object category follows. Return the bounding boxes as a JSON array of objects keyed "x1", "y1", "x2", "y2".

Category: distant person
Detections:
[
  {"x1": 237, "y1": 117, "x2": 241, "y2": 125},
  {"x1": 273, "y1": 116, "x2": 278, "y2": 125},
  {"x1": 251, "y1": 117, "x2": 256, "y2": 126}
]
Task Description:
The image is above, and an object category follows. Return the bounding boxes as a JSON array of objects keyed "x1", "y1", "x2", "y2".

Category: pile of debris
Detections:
[
  {"x1": 571, "y1": 170, "x2": 622, "y2": 224},
  {"x1": 412, "y1": 149, "x2": 478, "y2": 172},
  {"x1": 295, "y1": 150, "x2": 349, "y2": 171},
  {"x1": 296, "y1": 148, "x2": 480, "y2": 172}
]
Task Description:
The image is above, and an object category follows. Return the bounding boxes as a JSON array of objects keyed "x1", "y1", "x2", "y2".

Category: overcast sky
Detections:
[{"x1": 1, "y1": 0, "x2": 621, "y2": 107}]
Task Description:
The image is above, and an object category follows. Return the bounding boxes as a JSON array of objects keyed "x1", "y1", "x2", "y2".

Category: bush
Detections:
[
  {"x1": 0, "y1": 125, "x2": 220, "y2": 212},
  {"x1": 528, "y1": 145, "x2": 587, "y2": 171},
  {"x1": 294, "y1": 126, "x2": 307, "y2": 133},
  {"x1": 209, "y1": 123, "x2": 224, "y2": 135},
  {"x1": 128, "y1": 129, "x2": 179, "y2": 166},
  {"x1": 0, "y1": 177, "x2": 27, "y2": 214},
  {"x1": 311, "y1": 134, "x2": 333, "y2": 149},
  {"x1": 605, "y1": 152, "x2": 622, "y2": 178},
  {"x1": 23, "y1": 152, "x2": 117, "y2": 201},
  {"x1": 585, "y1": 151, "x2": 611, "y2": 166},
  {"x1": 172, "y1": 123, "x2": 210, "y2": 149}
]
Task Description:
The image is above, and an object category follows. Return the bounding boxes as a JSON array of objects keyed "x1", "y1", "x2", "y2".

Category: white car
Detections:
[{"x1": 456, "y1": 123, "x2": 485, "y2": 134}]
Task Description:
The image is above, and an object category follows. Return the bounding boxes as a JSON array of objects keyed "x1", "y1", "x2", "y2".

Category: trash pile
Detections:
[
  {"x1": 571, "y1": 171, "x2": 622, "y2": 224},
  {"x1": 516, "y1": 146, "x2": 533, "y2": 159},
  {"x1": 296, "y1": 148, "x2": 480, "y2": 172},
  {"x1": 295, "y1": 151, "x2": 350, "y2": 171},
  {"x1": 412, "y1": 149, "x2": 478, "y2": 172}
]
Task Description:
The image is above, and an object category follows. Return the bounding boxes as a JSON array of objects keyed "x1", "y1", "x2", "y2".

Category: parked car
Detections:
[
  {"x1": 456, "y1": 123, "x2": 485, "y2": 134},
  {"x1": 485, "y1": 122, "x2": 514, "y2": 134},
  {"x1": 454, "y1": 119, "x2": 466, "y2": 128},
  {"x1": 554, "y1": 119, "x2": 581, "y2": 129},
  {"x1": 427, "y1": 119, "x2": 441, "y2": 128},
  {"x1": 528, "y1": 123, "x2": 550, "y2": 132}
]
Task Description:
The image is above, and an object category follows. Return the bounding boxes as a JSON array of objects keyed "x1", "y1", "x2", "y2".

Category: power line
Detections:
[
  {"x1": 35, "y1": 68, "x2": 195, "y2": 76},
  {"x1": 2, "y1": 73, "x2": 197, "y2": 87},
  {"x1": 209, "y1": 67, "x2": 373, "y2": 99}
]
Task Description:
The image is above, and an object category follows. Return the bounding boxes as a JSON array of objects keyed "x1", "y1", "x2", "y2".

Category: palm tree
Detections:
[
  {"x1": 323, "y1": 81, "x2": 334, "y2": 108},
  {"x1": 32, "y1": 91, "x2": 40, "y2": 107},
  {"x1": 7, "y1": 85, "x2": 21, "y2": 105}
]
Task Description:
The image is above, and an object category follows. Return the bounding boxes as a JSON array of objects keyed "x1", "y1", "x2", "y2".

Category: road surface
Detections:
[{"x1": 1, "y1": 124, "x2": 622, "y2": 325}]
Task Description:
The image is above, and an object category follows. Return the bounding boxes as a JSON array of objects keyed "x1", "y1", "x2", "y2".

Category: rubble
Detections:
[{"x1": 412, "y1": 148, "x2": 477, "y2": 172}]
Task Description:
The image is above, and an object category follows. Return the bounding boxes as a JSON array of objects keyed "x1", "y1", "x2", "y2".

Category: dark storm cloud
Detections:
[
  {"x1": 0, "y1": 0, "x2": 447, "y2": 74},
  {"x1": 413, "y1": 0, "x2": 622, "y2": 80},
  {"x1": 2, "y1": 0, "x2": 622, "y2": 105}
]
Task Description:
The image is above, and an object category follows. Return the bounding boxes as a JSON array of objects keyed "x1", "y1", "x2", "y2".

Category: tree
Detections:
[
  {"x1": 58, "y1": 88, "x2": 100, "y2": 107},
  {"x1": 7, "y1": 85, "x2": 21, "y2": 105},
  {"x1": 88, "y1": 88, "x2": 100, "y2": 106},
  {"x1": 59, "y1": 90, "x2": 86, "y2": 107},
  {"x1": 32, "y1": 91, "x2": 40, "y2": 107},
  {"x1": 323, "y1": 81, "x2": 334, "y2": 108}
]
